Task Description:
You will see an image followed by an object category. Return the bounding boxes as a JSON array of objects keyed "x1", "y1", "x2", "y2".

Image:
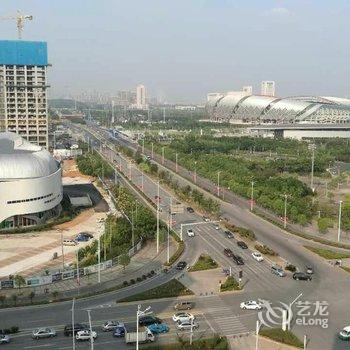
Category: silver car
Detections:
[
  {"x1": 32, "y1": 327, "x2": 57, "y2": 339},
  {"x1": 0, "y1": 334, "x2": 10, "y2": 344},
  {"x1": 102, "y1": 321, "x2": 124, "y2": 332},
  {"x1": 176, "y1": 320, "x2": 199, "y2": 331}
]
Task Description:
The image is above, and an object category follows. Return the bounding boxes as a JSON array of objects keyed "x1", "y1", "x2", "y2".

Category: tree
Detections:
[
  {"x1": 14, "y1": 274, "x2": 26, "y2": 289},
  {"x1": 29, "y1": 291, "x2": 35, "y2": 304},
  {"x1": 11, "y1": 294, "x2": 18, "y2": 306},
  {"x1": 0, "y1": 294, "x2": 6, "y2": 307},
  {"x1": 119, "y1": 254, "x2": 131, "y2": 271}
]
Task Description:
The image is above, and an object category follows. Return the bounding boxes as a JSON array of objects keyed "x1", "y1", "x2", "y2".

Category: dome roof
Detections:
[{"x1": 0, "y1": 132, "x2": 59, "y2": 180}]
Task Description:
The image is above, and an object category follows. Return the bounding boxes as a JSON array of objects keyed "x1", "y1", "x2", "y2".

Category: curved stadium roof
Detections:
[{"x1": 206, "y1": 94, "x2": 350, "y2": 124}]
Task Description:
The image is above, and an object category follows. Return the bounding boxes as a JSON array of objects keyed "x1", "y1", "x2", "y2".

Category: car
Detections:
[
  {"x1": 75, "y1": 234, "x2": 90, "y2": 242},
  {"x1": 214, "y1": 224, "x2": 220, "y2": 230},
  {"x1": 32, "y1": 327, "x2": 57, "y2": 339},
  {"x1": 187, "y1": 229, "x2": 195, "y2": 237},
  {"x1": 203, "y1": 216, "x2": 210, "y2": 222},
  {"x1": 64, "y1": 323, "x2": 88, "y2": 336},
  {"x1": 306, "y1": 266, "x2": 314, "y2": 274},
  {"x1": 187, "y1": 207, "x2": 194, "y2": 213},
  {"x1": 271, "y1": 265, "x2": 286, "y2": 277},
  {"x1": 172, "y1": 312, "x2": 195, "y2": 323},
  {"x1": 174, "y1": 301, "x2": 195, "y2": 310},
  {"x1": 147, "y1": 323, "x2": 169, "y2": 334},
  {"x1": 176, "y1": 320, "x2": 199, "y2": 331},
  {"x1": 102, "y1": 321, "x2": 124, "y2": 332},
  {"x1": 225, "y1": 231, "x2": 234, "y2": 239},
  {"x1": 237, "y1": 241, "x2": 248, "y2": 249},
  {"x1": 113, "y1": 325, "x2": 125, "y2": 338},
  {"x1": 75, "y1": 329, "x2": 97, "y2": 341},
  {"x1": 224, "y1": 248, "x2": 234, "y2": 257},
  {"x1": 240, "y1": 300, "x2": 262, "y2": 310},
  {"x1": 252, "y1": 252, "x2": 264, "y2": 262},
  {"x1": 293, "y1": 272, "x2": 312, "y2": 281},
  {"x1": 232, "y1": 254, "x2": 244, "y2": 265},
  {"x1": 63, "y1": 239, "x2": 77, "y2": 246},
  {"x1": 139, "y1": 315, "x2": 162, "y2": 326},
  {"x1": 0, "y1": 334, "x2": 10, "y2": 344},
  {"x1": 176, "y1": 261, "x2": 187, "y2": 270},
  {"x1": 338, "y1": 326, "x2": 350, "y2": 341}
]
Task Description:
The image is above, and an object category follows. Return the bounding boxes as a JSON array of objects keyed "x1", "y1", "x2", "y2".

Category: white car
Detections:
[
  {"x1": 187, "y1": 229, "x2": 195, "y2": 237},
  {"x1": 252, "y1": 252, "x2": 264, "y2": 262},
  {"x1": 76, "y1": 329, "x2": 97, "y2": 341},
  {"x1": 172, "y1": 312, "x2": 195, "y2": 323},
  {"x1": 176, "y1": 320, "x2": 199, "y2": 331},
  {"x1": 240, "y1": 300, "x2": 262, "y2": 310}
]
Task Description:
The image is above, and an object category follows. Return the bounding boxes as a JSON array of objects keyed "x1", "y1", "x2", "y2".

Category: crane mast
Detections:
[{"x1": 1, "y1": 10, "x2": 33, "y2": 39}]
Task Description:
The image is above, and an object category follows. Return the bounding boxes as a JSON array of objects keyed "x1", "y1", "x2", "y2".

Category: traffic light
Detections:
[{"x1": 239, "y1": 270, "x2": 243, "y2": 279}]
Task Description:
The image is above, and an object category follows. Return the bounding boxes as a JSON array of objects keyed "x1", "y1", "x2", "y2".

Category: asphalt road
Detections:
[{"x1": 0, "y1": 123, "x2": 348, "y2": 350}]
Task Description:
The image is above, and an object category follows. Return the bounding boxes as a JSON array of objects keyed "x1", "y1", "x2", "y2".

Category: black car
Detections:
[
  {"x1": 237, "y1": 241, "x2": 248, "y2": 249},
  {"x1": 232, "y1": 254, "x2": 244, "y2": 265},
  {"x1": 176, "y1": 261, "x2": 187, "y2": 270},
  {"x1": 293, "y1": 272, "x2": 312, "y2": 281},
  {"x1": 64, "y1": 323, "x2": 88, "y2": 336},
  {"x1": 138, "y1": 315, "x2": 162, "y2": 326},
  {"x1": 224, "y1": 248, "x2": 233, "y2": 257},
  {"x1": 187, "y1": 207, "x2": 194, "y2": 213},
  {"x1": 224, "y1": 231, "x2": 234, "y2": 239}
]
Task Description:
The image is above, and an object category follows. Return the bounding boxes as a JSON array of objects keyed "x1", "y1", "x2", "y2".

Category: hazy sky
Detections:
[{"x1": 1, "y1": 0, "x2": 350, "y2": 103}]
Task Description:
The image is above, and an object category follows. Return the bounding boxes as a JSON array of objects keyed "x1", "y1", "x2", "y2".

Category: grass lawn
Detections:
[
  {"x1": 304, "y1": 246, "x2": 350, "y2": 260},
  {"x1": 118, "y1": 279, "x2": 193, "y2": 303},
  {"x1": 220, "y1": 276, "x2": 241, "y2": 292},
  {"x1": 260, "y1": 328, "x2": 303, "y2": 348},
  {"x1": 189, "y1": 254, "x2": 218, "y2": 272}
]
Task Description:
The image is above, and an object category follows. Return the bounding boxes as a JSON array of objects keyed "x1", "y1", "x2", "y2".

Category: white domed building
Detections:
[{"x1": 0, "y1": 132, "x2": 62, "y2": 230}]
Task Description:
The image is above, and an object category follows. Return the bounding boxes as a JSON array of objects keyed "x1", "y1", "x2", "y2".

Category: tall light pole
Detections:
[
  {"x1": 175, "y1": 153, "x2": 178, "y2": 173},
  {"x1": 156, "y1": 181, "x2": 160, "y2": 253},
  {"x1": 136, "y1": 305, "x2": 151, "y2": 350},
  {"x1": 167, "y1": 197, "x2": 173, "y2": 264},
  {"x1": 283, "y1": 194, "x2": 288, "y2": 229},
  {"x1": 217, "y1": 171, "x2": 221, "y2": 197},
  {"x1": 71, "y1": 298, "x2": 75, "y2": 350},
  {"x1": 338, "y1": 200, "x2": 343, "y2": 242},
  {"x1": 250, "y1": 181, "x2": 255, "y2": 211},
  {"x1": 76, "y1": 249, "x2": 80, "y2": 292},
  {"x1": 97, "y1": 225, "x2": 101, "y2": 283},
  {"x1": 87, "y1": 309, "x2": 94, "y2": 350}
]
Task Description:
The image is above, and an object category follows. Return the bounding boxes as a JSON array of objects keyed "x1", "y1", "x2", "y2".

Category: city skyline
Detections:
[{"x1": 1, "y1": 1, "x2": 350, "y2": 103}]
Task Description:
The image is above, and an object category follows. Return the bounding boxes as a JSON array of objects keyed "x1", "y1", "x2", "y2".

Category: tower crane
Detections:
[{"x1": 0, "y1": 10, "x2": 33, "y2": 39}]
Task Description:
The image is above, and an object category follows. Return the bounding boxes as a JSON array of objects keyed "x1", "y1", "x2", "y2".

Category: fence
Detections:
[{"x1": 0, "y1": 239, "x2": 142, "y2": 290}]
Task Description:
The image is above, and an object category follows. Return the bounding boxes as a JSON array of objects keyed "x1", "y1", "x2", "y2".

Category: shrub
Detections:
[
  {"x1": 10, "y1": 326, "x2": 19, "y2": 334},
  {"x1": 285, "y1": 264, "x2": 296, "y2": 272},
  {"x1": 130, "y1": 279, "x2": 135, "y2": 284},
  {"x1": 147, "y1": 272, "x2": 152, "y2": 278},
  {"x1": 225, "y1": 223, "x2": 256, "y2": 241},
  {"x1": 255, "y1": 244, "x2": 278, "y2": 256},
  {"x1": 142, "y1": 274, "x2": 147, "y2": 280},
  {"x1": 123, "y1": 281, "x2": 129, "y2": 286},
  {"x1": 136, "y1": 277, "x2": 142, "y2": 282},
  {"x1": 150, "y1": 270, "x2": 155, "y2": 275},
  {"x1": 220, "y1": 276, "x2": 241, "y2": 292}
]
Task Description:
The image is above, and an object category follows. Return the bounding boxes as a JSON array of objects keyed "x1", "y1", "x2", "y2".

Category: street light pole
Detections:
[
  {"x1": 71, "y1": 298, "x2": 75, "y2": 350},
  {"x1": 87, "y1": 309, "x2": 94, "y2": 350},
  {"x1": 284, "y1": 194, "x2": 288, "y2": 229},
  {"x1": 136, "y1": 305, "x2": 151, "y2": 350},
  {"x1": 310, "y1": 144, "x2": 315, "y2": 192},
  {"x1": 131, "y1": 208, "x2": 135, "y2": 247},
  {"x1": 217, "y1": 171, "x2": 221, "y2": 197},
  {"x1": 338, "y1": 200, "x2": 343, "y2": 242},
  {"x1": 250, "y1": 181, "x2": 255, "y2": 211},
  {"x1": 97, "y1": 227, "x2": 101, "y2": 283},
  {"x1": 156, "y1": 181, "x2": 160, "y2": 253}
]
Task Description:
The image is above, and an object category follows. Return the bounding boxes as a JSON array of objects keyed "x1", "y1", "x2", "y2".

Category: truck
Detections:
[{"x1": 124, "y1": 325, "x2": 155, "y2": 344}]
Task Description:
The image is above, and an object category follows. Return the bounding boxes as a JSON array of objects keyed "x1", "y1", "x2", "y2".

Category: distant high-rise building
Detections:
[
  {"x1": 261, "y1": 81, "x2": 275, "y2": 97},
  {"x1": 242, "y1": 86, "x2": 253, "y2": 95},
  {"x1": 0, "y1": 40, "x2": 49, "y2": 148},
  {"x1": 136, "y1": 84, "x2": 147, "y2": 109}
]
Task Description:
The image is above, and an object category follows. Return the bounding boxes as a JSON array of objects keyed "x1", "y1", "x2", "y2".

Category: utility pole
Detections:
[
  {"x1": 338, "y1": 200, "x2": 343, "y2": 242},
  {"x1": 156, "y1": 181, "x2": 160, "y2": 253},
  {"x1": 250, "y1": 181, "x2": 255, "y2": 211}
]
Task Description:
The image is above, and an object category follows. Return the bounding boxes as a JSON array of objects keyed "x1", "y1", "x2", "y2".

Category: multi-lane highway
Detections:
[{"x1": 0, "y1": 123, "x2": 349, "y2": 350}]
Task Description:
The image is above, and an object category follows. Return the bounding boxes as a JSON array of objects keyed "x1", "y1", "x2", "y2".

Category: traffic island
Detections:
[
  {"x1": 220, "y1": 276, "x2": 242, "y2": 292},
  {"x1": 117, "y1": 279, "x2": 194, "y2": 303},
  {"x1": 188, "y1": 254, "x2": 218, "y2": 272},
  {"x1": 259, "y1": 328, "x2": 304, "y2": 348}
]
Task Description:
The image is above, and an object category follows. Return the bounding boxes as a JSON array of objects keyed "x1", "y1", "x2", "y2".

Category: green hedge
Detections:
[
  {"x1": 224, "y1": 222, "x2": 256, "y2": 241},
  {"x1": 220, "y1": 276, "x2": 241, "y2": 292},
  {"x1": 189, "y1": 254, "x2": 218, "y2": 272},
  {"x1": 260, "y1": 328, "x2": 303, "y2": 348},
  {"x1": 304, "y1": 246, "x2": 350, "y2": 260},
  {"x1": 255, "y1": 244, "x2": 278, "y2": 256}
]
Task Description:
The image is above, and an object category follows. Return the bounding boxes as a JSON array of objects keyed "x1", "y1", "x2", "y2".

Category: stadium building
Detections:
[
  {"x1": 206, "y1": 93, "x2": 350, "y2": 124},
  {"x1": 0, "y1": 132, "x2": 62, "y2": 230}
]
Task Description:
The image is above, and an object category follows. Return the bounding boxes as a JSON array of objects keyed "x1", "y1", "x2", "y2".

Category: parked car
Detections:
[
  {"x1": 75, "y1": 233, "x2": 93, "y2": 242},
  {"x1": 214, "y1": 224, "x2": 220, "y2": 230},
  {"x1": 113, "y1": 325, "x2": 126, "y2": 338},
  {"x1": 174, "y1": 301, "x2": 195, "y2": 310},
  {"x1": 138, "y1": 315, "x2": 162, "y2": 326},
  {"x1": 252, "y1": 252, "x2": 264, "y2": 262},
  {"x1": 75, "y1": 329, "x2": 97, "y2": 341},
  {"x1": 0, "y1": 334, "x2": 10, "y2": 344},
  {"x1": 64, "y1": 323, "x2": 88, "y2": 336},
  {"x1": 225, "y1": 231, "x2": 234, "y2": 239},
  {"x1": 203, "y1": 216, "x2": 210, "y2": 222},
  {"x1": 32, "y1": 327, "x2": 57, "y2": 339},
  {"x1": 147, "y1": 323, "x2": 169, "y2": 334},
  {"x1": 172, "y1": 312, "x2": 195, "y2": 323},
  {"x1": 232, "y1": 254, "x2": 244, "y2": 265},
  {"x1": 176, "y1": 261, "x2": 187, "y2": 270},
  {"x1": 224, "y1": 248, "x2": 234, "y2": 258},
  {"x1": 102, "y1": 321, "x2": 124, "y2": 332},
  {"x1": 63, "y1": 239, "x2": 77, "y2": 246},
  {"x1": 176, "y1": 320, "x2": 199, "y2": 331},
  {"x1": 293, "y1": 272, "x2": 312, "y2": 281},
  {"x1": 338, "y1": 326, "x2": 350, "y2": 341},
  {"x1": 306, "y1": 266, "x2": 314, "y2": 274},
  {"x1": 187, "y1": 229, "x2": 195, "y2": 237},
  {"x1": 187, "y1": 207, "x2": 194, "y2": 213},
  {"x1": 240, "y1": 300, "x2": 262, "y2": 310},
  {"x1": 237, "y1": 241, "x2": 248, "y2": 249},
  {"x1": 271, "y1": 266, "x2": 286, "y2": 277}
]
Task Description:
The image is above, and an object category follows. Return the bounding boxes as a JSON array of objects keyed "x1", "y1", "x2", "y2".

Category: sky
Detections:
[{"x1": 1, "y1": 0, "x2": 350, "y2": 103}]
